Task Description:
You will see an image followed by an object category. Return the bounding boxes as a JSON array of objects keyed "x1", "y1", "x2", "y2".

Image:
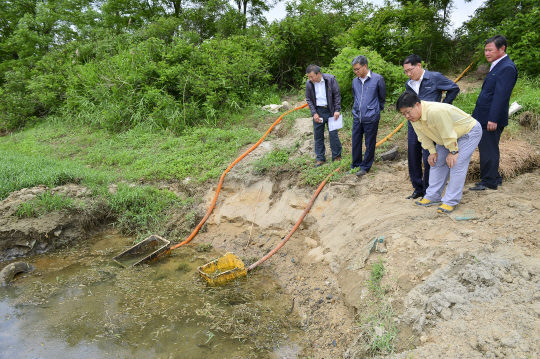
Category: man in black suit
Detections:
[
  {"x1": 470, "y1": 35, "x2": 518, "y2": 191},
  {"x1": 403, "y1": 54, "x2": 460, "y2": 199}
]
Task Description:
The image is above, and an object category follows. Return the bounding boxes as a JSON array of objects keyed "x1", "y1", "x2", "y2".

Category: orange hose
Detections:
[
  {"x1": 247, "y1": 166, "x2": 340, "y2": 271},
  {"x1": 454, "y1": 52, "x2": 482, "y2": 84},
  {"x1": 159, "y1": 57, "x2": 477, "y2": 267},
  {"x1": 247, "y1": 115, "x2": 404, "y2": 271},
  {"x1": 167, "y1": 103, "x2": 308, "y2": 252},
  {"x1": 376, "y1": 118, "x2": 406, "y2": 147},
  {"x1": 245, "y1": 61, "x2": 476, "y2": 271}
]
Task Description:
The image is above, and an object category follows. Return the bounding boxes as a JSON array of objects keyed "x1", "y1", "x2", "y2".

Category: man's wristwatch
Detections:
[{"x1": 451, "y1": 150, "x2": 458, "y2": 155}]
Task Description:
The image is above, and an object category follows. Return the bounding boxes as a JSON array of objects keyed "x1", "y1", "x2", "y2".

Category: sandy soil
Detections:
[
  {"x1": 188, "y1": 114, "x2": 540, "y2": 358},
  {"x1": 2, "y1": 80, "x2": 540, "y2": 358}
]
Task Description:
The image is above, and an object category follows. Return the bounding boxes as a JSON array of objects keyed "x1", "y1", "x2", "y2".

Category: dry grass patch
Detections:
[{"x1": 467, "y1": 140, "x2": 540, "y2": 181}]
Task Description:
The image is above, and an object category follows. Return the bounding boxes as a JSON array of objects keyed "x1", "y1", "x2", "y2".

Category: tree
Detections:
[
  {"x1": 333, "y1": 1, "x2": 455, "y2": 69},
  {"x1": 266, "y1": 0, "x2": 358, "y2": 87},
  {"x1": 458, "y1": 0, "x2": 540, "y2": 76}
]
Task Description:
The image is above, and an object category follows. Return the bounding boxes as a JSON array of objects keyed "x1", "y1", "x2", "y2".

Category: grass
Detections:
[
  {"x1": 16, "y1": 191, "x2": 77, "y2": 218},
  {"x1": 0, "y1": 93, "x2": 306, "y2": 238},
  {"x1": 355, "y1": 257, "x2": 397, "y2": 357},
  {"x1": 0, "y1": 149, "x2": 108, "y2": 200},
  {"x1": 253, "y1": 141, "x2": 302, "y2": 174},
  {"x1": 1, "y1": 121, "x2": 261, "y2": 184},
  {"x1": 105, "y1": 184, "x2": 183, "y2": 237}
]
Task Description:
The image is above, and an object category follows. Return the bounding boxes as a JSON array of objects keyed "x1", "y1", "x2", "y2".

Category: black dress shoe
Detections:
[
  {"x1": 406, "y1": 191, "x2": 423, "y2": 199},
  {"x1": 475, "y1": 182, "x2": 502, "y2": 186},
  {"x1": 355, "y1": 169, "x2": 367, "y2": 176},
  {"x1": 469, "y1": 184, "x2": 497, "y2": 191}
]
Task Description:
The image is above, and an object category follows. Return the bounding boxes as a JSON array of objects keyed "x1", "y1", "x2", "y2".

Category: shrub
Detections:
[{"x1": 328, "y1": 47, "x2": 407, "y2": 109}]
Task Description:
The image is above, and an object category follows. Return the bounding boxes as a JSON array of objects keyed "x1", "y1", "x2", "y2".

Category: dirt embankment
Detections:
[
  {"x1": 190, "y1": 114, "x2": 540, "y2": 358},
  {"x1": 0, "y1": 184, "x2": 106, "y2": 261},
  {"x1": 1, "y1": 112, "x2": 540, "y2": 358}
]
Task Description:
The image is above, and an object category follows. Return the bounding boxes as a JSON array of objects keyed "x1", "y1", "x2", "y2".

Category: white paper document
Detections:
[{"x1": 328, "y1": 114, "x2": 343, "y2": 131}]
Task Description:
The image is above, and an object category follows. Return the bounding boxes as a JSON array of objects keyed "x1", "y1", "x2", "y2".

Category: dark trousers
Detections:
[
  {"x1": 351, "y1": 119, "x2": 379, "y2": 171},
  {"x1": 407, "y1": 123, "x2": 430, "y2": 195},
  {"x1": 478, "y1": 126, "x2": 504, "y2": 188},
  {"x1": 313, "y1": 106, "x2": 342, "y2": 162}
]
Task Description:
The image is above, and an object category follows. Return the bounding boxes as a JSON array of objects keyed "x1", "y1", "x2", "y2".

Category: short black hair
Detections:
[
  {"x1": 306, "y1": 64, "x2": 321, "y2": 74},
  {"x1": 486, "y1": 35, "x2": 507, "y2": 51},
  {"x1": 403, "y1": 54, "x2": 422, "y2": 66},
  {"x1": 396, "y1": 91, "x2": 420, "y2": 111},
  {"x1": 351, "y1": 55, "x2": 368, "y2": 67}
]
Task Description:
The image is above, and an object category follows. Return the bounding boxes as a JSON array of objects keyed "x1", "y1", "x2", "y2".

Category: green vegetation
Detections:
[
  {"x1": 105, "y1": 184, "x2": 179, "y2": 235},
  {"x1": 0, "y1": 0, "x2": 538, "y2": 242},
  {"x1": 16, "y1": 192, "x2": 77, "y2": 218},
  {"x1": 356, "y1": 258, "x2": 397, "y2": 356},
  {"x1": 196, "y1": 243, "x2": 213, "y2": 252},
  {"x1": 2, "y1": 0, "x2": 538, "y2": 133},
  {"x1": 0, "y1": 122, "x2": 260, "y2": 184},
  {"x1": 253, "y1": 141, "x2": 302, "y2": 174},
  {"x1": 0, "y1": 149, "x2": 106, "y2": 200}
]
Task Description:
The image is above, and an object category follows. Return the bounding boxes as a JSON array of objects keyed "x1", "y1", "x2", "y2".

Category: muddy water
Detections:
[{"x1": 0, "y1": 232, "x2": 302, "y2": 359}]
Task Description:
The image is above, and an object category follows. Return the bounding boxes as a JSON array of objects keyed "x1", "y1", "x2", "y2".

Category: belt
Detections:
[{"x1": 316, "y1": 105, "x2": 328, "y2": 108}]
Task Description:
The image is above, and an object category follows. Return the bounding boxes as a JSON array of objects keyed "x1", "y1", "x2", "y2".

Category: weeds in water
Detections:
[
  {"x1": 196, "y1": 243, "x2": 213, "y2": 252},
  {"x1": 106, "y1": 184, "x2": 178, "y2": 236},
  {"x1": 176, "y1": 263, "x2": 190, "y2": 272}
]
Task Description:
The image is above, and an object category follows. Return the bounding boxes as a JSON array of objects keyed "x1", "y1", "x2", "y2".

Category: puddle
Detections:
[{"x1": 0, "y1": 232, "x2": 302, "y2": 358}]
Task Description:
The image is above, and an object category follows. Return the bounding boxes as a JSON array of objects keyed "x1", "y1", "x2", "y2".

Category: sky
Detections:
[{"x1": 264, "y1": 0, "x2": 486, "y2": 31}]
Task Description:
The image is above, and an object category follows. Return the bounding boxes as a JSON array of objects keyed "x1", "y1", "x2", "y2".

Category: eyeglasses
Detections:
[
  {"x1": 401, "y1": 108, "x2": 414, "y2": 118},
  {"x1": 353, "y1": 65, "x2": 365, "y2": 72},
  {"x1": 403, "y1": 65, "x2": 416, "y2": 75}
]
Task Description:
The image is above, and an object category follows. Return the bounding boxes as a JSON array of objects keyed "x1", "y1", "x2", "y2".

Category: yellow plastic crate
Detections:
[{"x1": 198, "y1": 252, "x2": 247, "y2": 286}]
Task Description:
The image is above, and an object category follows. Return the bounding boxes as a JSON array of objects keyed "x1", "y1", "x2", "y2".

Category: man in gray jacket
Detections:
[
  {"x1": 305, "y1": 64, "x2": 342, "y2": 167},
  {"x1": 351, "y1": 55, "x2": 386, "y2": 176}
]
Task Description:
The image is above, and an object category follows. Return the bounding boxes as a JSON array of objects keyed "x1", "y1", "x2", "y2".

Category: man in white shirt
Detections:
[{"x1": 305, "y1": 64, "x2": 343, "y2": 167}]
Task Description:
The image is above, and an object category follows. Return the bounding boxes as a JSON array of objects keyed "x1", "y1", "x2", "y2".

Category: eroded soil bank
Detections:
[{"x1": 1, "y1": 115, "x2": 540, "y2": 358}]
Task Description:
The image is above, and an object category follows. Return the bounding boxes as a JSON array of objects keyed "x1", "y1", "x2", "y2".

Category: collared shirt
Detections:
[
  {"x1": 314, "y1": 77, "x2": 327, "y2": 107},
  {"x1": 490, "y1": 54, "x2": 508, "y2": 72},
  {"x1": 409, "y1": 70, "x2": 425, "y2": 94},
  {"x1": 412, "y1": 101, "x2": 477, "y2": 154},
  {"x1": 359, "y1": 71, "x2": 372, "y2": 84}
]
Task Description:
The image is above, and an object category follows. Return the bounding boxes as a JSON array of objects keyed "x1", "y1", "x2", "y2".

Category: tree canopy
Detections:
[{"x1": 1, "y1": 0, "x2": 538, "y2": 132}]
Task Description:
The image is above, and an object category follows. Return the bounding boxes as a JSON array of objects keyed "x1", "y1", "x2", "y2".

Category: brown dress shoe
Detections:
[
  {"x1": 314, "y1": 161, "x2": 325, "y2": 167},
  {"x1": 333, "y1": 156, "x2": 341, "y2": 162}
]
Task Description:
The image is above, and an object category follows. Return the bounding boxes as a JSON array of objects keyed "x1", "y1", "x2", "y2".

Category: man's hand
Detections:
[
  {"x1": 487, "y1": 121, "x2": 497, "y2": 131},
  {"x1": 313, "y1": 113, "x2": 322, "y2": 123},
  {"x1": 333, "y1": 112, "x2": 340, "y2": 120},
  {"x1": 446, "y1": 153, "x2": 458, "y2": 168},
  {"x1": 428, "y1": 153, "x2": 438, "y2": 167}
]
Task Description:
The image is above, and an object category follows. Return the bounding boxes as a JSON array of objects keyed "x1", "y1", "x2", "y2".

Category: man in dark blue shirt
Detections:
[
  {"x1": 403, "y1": 54, "x2": 460, "y2": 199},
  {"x1": 351, "y1": 55, "x2": 386, "y2": 176}
]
